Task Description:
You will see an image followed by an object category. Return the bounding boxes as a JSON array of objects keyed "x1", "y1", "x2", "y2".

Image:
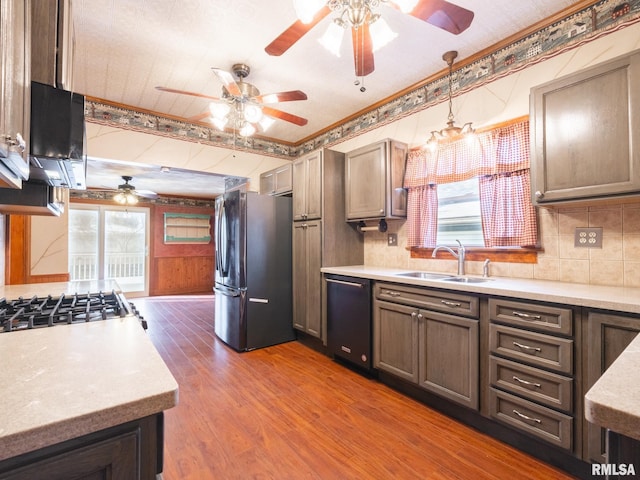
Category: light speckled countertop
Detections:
[
  {"x1": 0, "y1": 282, "x2": 178, "y2": 461},
  {"x1": 322, "y1": 265, "x2": 640, "y2": 440},
  {"x1": 321, "y1": 265, "x2": 640, "y2": 314},
  {"x1": 585, "y1": 333, "x2": 640, "y2": 441}
]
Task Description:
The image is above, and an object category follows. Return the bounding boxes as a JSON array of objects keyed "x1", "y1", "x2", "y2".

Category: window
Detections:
[
  {"x1": 404, "y1": 119, "x2": 537, "y2": 254},
  {"x1": 69, "y1": 204, "x2": 150, "y2": 295},
  {"x1": 437, "y1": 178, "x2": 483, "y2": 246}
]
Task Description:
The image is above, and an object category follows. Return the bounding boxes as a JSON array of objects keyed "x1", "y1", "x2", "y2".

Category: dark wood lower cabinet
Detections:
[
  {"x1": 586, "y1": 311, "x2": 640, "y2": 464},
  {"x1": 0, "y1": 414, "x2": 163, "y2": 480}
]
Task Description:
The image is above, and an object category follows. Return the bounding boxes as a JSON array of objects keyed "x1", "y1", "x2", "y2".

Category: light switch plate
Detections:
[
  {"x1": 387, "y1": 233, "x2": 398, "y2": 246},
  {"x1": 574, "y1": 227, "x2": 602, "y2": 248}
]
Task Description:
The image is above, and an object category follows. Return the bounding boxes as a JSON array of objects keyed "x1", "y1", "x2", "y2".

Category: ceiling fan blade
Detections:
[
  {"x1": 211, "y1": 68, "x2": 242, "y2": 97},
  {"x1": 409, "y1": 0, "x2": 474, "y2": 35},
  {"x1": 136, "y1": 190, "x2": 158, "y2": 199},
  {"x1": 262, "y1": 106, "x2": 308, "y2": 126},
  {"x1": 254, "y1": 90, "x2": 308, "y2": 104},
  {"x1": 352, "y1": 23, "x2": 374, "y2": 77},
  {"x1": 155, "y1": 86, "x2": 221, "y2": 102},
  {"x1": 265, "y1": 5, "x2": 331, "y2": 56}
]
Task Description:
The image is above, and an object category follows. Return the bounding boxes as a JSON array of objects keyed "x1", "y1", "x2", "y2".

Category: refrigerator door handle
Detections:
[
  {"x1": 216, "y1": 200, "x2": 229, "y2": 276},
  {"x1": 214, "y1": 285, "x2": 241, "y2": 297}
]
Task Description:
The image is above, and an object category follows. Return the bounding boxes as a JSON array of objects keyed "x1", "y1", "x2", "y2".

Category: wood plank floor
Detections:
[{"x1": 134, "y1": 295, "x2": 577, "y2": 480}]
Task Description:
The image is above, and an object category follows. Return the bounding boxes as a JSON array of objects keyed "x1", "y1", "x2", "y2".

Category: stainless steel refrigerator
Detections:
[{"x1": 214, "y1": 189, "x2": 295, "y2": 351}]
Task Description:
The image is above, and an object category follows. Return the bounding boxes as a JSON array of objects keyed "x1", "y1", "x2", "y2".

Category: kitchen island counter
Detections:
[
  {"x1": 0, "y1": 282, "x2": 178, "y2": 463},
  {"x1": 585, "y1": 332, "x2": 640, "y2": 441}
]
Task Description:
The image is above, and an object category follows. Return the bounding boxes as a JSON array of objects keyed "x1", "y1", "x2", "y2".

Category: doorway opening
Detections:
[{"x1": 68, "y1": 204, "x2": 150, "y2": 296}]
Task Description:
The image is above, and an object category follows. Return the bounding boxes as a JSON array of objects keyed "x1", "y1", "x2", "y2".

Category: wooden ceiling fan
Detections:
[
  {"x1": 265, "y1": 0, "x2": 474, "y2": 77},
  {"x1": 156, "y1": 63, "x2": 308, "y2": 136}
]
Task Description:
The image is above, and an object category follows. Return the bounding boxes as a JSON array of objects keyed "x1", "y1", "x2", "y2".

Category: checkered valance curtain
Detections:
[{"x1": 404, "y1": 120, "x2": 537, "y2": 248}]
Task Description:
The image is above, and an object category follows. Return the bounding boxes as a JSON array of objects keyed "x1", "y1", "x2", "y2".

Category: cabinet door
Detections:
[
  {"x1": 373, "y1": 299, "x2": 418, "y2": 382},
  {"x1": 531, "y1": 52, "x2": 640, "y2": 203},
  {"x1": 0, "y1": 431, "x2": 138, "y2": 480},
  {"x1": 585, "y1": 311, "x2": 640, "y2": 463},
  {"x1": 292, "y1": 220, "x2": 322, "y2": 338},
  {"x1": 292, "y1": 222, "x2": 308, "y2": 331},
  {"x1": 260, "y1": 171, "x2": 274, "y2": 195},
  {"x1": 305, "y1": 220, "x2": 322, "y2": 337},
  {"x1": 273, "y1": 164, "x2": 293, "y2": 195},
  {"x1": 305, "y1": 151, "x2": 323, "y2": 220},
  {"x1": 345, "y1": 142, "x2": 386, "y2": 220},
  {"x1": 292, "y1": 158, "x2": 307, "y2": 220},
  {"x1": 418, "y1": 310, "x2": 479, "y2": 409},
  {"x1": 389, "y1": 140, "x2": 408, "y2": 217},
  {"x1": 0, "y1": 0, "x2": 30, "y2": 185}
]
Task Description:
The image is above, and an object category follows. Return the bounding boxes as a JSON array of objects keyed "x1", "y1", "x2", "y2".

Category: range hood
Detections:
[
  {"x1": 29, "y1": 81, "x2": 86, "y2": 190},
  {"x1": 0, "y1": 181, "x2": 65, "y2": 216}
]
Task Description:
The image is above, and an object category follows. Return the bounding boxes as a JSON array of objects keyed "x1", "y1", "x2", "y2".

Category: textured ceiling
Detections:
[{"x1": 69, "y1": 0, "x2": 587, "y2": 197}]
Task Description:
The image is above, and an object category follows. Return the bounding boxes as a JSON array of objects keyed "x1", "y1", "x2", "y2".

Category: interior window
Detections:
[{"x1": 437, "y1": 178, "x2": 484, "y2": 246}]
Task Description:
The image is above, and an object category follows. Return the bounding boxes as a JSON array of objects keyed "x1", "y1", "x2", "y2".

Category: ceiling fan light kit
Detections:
[
  {"x1": 114, "y1": 176, "x2": 139, "y2": 205},
  {"x1": 156, "y1": 63, "x2": 308, "y2": 138},
  {"x1": 270, "y1": 1, "x2": 473, "y2": 79},
  {"x1": 426, "y1": 50, "x2": 475, "y2": 151}
]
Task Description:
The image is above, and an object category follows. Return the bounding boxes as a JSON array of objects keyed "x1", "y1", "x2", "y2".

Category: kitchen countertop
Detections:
[
  {"x1": 321, "y1": 265, "x2": 640, "y2": 314},
  {"x1": 585, "y1": 333, "x2": 640, "y2": 441},
  {"x1": 0, "y1": 279, "x2": 124, "y2": 300},
  {"x1": 0, "y1": 281, "x2": 178, "y2": 462}
]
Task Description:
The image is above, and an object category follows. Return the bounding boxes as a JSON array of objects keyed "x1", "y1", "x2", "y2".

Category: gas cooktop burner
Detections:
[{"x1": 0, "y1": 291, "x2": 144, "y2": 333}]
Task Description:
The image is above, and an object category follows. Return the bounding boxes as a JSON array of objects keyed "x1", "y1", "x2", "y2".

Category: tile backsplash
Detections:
[{"x1": 363, "y1": 201, "x2": 640, "y2": 288}]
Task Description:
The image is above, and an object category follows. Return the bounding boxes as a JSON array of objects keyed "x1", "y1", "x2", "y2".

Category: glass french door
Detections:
[{"x1": 68, "y1": 204, "x2": 150, "y2": 296}]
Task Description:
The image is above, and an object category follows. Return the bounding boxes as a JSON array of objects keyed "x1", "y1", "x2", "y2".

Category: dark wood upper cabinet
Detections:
[{"x1": 530, "y1": 50, "x2": 640, "y2": 204}]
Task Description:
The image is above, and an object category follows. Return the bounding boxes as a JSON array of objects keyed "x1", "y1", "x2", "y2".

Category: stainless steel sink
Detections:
[
  {"x1": 441, "y1": 276, "x2": 492, "y2": 283},
  {"x1": 395, "y1": 271, "x2": 453, "y2": 280}
]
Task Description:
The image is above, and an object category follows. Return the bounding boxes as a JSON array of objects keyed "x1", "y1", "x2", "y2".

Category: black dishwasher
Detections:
[{"x1": 326, "y1": 274, "x2": 372, "y2": 373}]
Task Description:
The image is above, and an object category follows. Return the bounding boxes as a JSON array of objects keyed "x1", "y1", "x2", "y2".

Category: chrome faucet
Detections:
[{"x1": 432, "y1": 239, "x2": 466, "y2": 276}]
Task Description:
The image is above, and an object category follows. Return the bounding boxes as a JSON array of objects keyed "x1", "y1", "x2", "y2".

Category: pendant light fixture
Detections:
[{"x1": 427, "y1": 50, "x2": 474, "y2": 149}]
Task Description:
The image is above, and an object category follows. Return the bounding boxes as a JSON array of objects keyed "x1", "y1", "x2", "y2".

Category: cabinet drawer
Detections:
[
  {"x1": 489, "y1": 356, "x2": 573, "y2": 412},
  {"x1": 489, "y1": 324, "x2": 573, "y2": 374},
  {"x1": 489, "y1": 298, "x2": 573, "y2": 335},
  {"x1": 489, "y1": 388, "x2": 573, "y2": 450},
  {"x1": 375, "y1": 283, "x2": 479, "y2": 318}
]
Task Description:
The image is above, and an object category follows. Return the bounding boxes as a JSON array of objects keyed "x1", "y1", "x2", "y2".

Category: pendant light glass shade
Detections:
[
  {"x1": 318, "y1": 21, "x2": 344, "y2": 56},
  {"x1": 370, "y1": 17, "x2": 397, "y2": 52},
  {"x1": 113, "y1": 191, "x2": 138, "y2": 205}
]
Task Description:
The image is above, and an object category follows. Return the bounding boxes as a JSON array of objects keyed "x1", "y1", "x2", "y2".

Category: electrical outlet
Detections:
[
  {"x1": 574, "y1": 227, "x2": 603, "y2": 248},
  {"x1": 387, "y1": 233, "x2": 398, "y2": 246}
]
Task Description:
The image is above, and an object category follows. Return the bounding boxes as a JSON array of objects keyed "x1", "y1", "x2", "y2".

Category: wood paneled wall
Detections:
[
  {"x1": 149, "y1": 203, "x2": 215, "y2": 296},
  {"x1": 151, "y1": 256, "x2": 215, "y2": 296}
]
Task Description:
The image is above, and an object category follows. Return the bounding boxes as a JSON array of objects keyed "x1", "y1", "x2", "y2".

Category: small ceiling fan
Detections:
[
  {"x1": 156, "y1": 63, "x2": 308, "y2": 136},
  {"x1": 265, "y1": 0, "x2": 474, "y2": 77},
  {"x1": 113, "y1": 176, "x2": 158, "y2": 204}
]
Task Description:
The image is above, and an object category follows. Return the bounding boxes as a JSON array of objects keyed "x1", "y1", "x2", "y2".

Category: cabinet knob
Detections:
[
  {"x1": 535, "y1": 191, "x2": 544, "y2": 199},
  {"x1": 5, "y1": 133, "x2": 26, "y2": 153}
]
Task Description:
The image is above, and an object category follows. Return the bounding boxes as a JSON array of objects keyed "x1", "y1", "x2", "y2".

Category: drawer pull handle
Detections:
[
  {"x1": 512, "y1": 409, "x2": 542, "y2": 424},
  {"x1": 512, "y1": 341, "x2": 541, "y2": 353},
  {"x1": 512, "y1": 311, "x2": 542, "y2": 320},
  {"x1": 441, "y1": 300, "x2": 461, "y2": 308},
  {"x1": 513, "y1": 376, "x2": 542, "y2": 388},
  {"x1": 385, "y1": 291, "x2": 401, "y2": 297}
]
